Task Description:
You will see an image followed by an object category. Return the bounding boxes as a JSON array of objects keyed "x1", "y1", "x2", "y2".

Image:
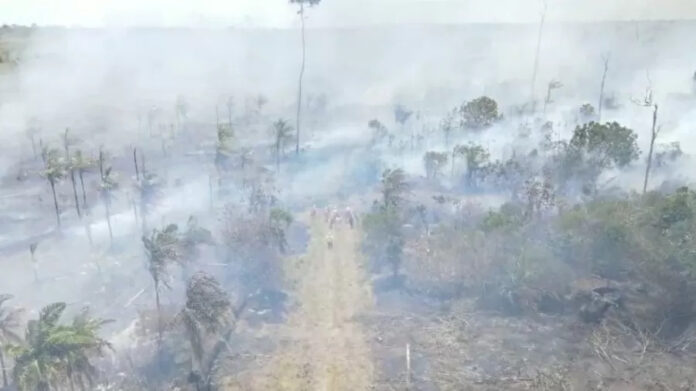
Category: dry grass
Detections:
[{"x1": 221, "y1": 214, "x2": 375, "y2": 390}]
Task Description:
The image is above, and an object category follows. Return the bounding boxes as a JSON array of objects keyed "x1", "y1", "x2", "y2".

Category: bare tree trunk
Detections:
[
  {"x1": 131, "y1": 196, "x2": 139, "y2": 229},
  {"x1": 30, "y1": 135, "x2": 37, "y2": 160},
  {"x1": 295, "y1": 2, "x2": 306, "y2": 155},
  {"x1": 208, "y1": 174, "x2": 214, "y2": 211},
  {"x1": 643, "y1": 104, "x2": 659, "y2": 194},
  {"x1": 64, "y1": 129, "x2": 82, "y2": 219},
  {"x1": 406, "y1": 343, "x2": 411, "y2": 389},
  {"x1": 141, "y1": 200, "x2": 148, "y2": 235},
  {"x1": 49, "y1": 178, "x2": 61, "y2": 228},
  {"x1": 67, "y1": 363, "x2": 76, "y2": 391},
  {"x1": 77, "y1": 375, "x2": 86, "y2": 391},
  {"x1": 227, "y1": 102, "x2": 233, "y2": 126},
  {"x1": 84, "y1": 212, "x2": 93, "y2": 248},
  {"x1": 99, "y1": 148, "x2": 113, "y2": 244},
  {"x1": 543, "y1": 83, "x2": 552, "y2": 116},
  {"x1": 276, "y1": 141, "x2": 281, "y2": 173},
  {"x1": 98, "y1": 148, "x2": 104, "y2": 179},
  {"x1": 40, "y1": 138, "x2": 46, "y2": 166},
  {"x1": 598, "y1": 54, "x2": 610, "y2": 122},
  {"x1": 79, "y1": 170, "x2": 88, "y2": 207},
  {"x1": 105, "y1": 198, "x2": 113, "y2": 244},
  {"x1": 134, "y1": 147, "x2": 140, "y2": 181},
  {"x1": 155, "y1": 282, "x2": 164, "y2": 362},
  {"x1": 29, "y1": 244, "x2": 39, "y2": 282},
  {"x1": 530, "y1": 0, "x2": 547, "y2": 106},
  {"x1": 70, "y1": 169, "x2": 82, "y2": 218},
  {"x1": 0, "y1": 347, "x2": 8, "y2": 388}
]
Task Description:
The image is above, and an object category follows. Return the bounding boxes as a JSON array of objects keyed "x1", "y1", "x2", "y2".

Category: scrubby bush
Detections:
[{"x1": 459, "y1": 96, "x2": 501, "y2": 130}]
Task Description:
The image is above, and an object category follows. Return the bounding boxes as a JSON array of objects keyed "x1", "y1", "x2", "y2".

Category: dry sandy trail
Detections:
[{"x1": 225, "y1": 214, "x2": 375, "y2": 390}]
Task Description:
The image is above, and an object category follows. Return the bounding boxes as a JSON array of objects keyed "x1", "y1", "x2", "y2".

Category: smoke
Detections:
[{"x1": 2, "y1": 14, "x2": 696, "y2": 388}]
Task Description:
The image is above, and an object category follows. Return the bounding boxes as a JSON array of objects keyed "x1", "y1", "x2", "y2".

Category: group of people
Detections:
[{"x1": 310, "y1": 205, "x2": 357, "y2": 249}]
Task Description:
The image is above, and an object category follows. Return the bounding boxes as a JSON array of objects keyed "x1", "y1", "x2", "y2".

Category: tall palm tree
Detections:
[
  {"x1": 272, "y1": 119, "x2": 293, "y2": 172},
  {"x1": 0, "y1": 295, "x2": 23, "y2": 388},
  {"x1": 63, "y1": 129, "x2": 82, "y2": 219},
  {"x1": 98, "y1": 149, "x2": 118, "y2": 244},
  {"x1": 142, "y1": 224, "x2": 181, "y2": 353},
  {"x1": 71, "y1": 150, "x2": 94, "y2": 209},
  {"x1": 41, "y1": 149, "x2": 66, "y2": 229},
  {"x1": 136, "y1": 172, "x2": 162, "y2": 234},
  {"x1": 290, "y1": 0, "x2": 321, "y2": 155},
  {"x1": 178, "y1": 272, "x2": 231, "y2": 391}
]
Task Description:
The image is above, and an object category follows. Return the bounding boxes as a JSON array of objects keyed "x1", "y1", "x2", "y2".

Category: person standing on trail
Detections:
[
  {"x1": 329, "y1": 208, "x2": 342, "y2": 229},
  {"x1": 345, "y1": 206, "x2": 355, "y2": 229},
  {"x1": 326, "y1": 232, "x2": 334, "y2": 249},
  {"x1": 324, "y1": 206, "x2": 332, "y2": 223}
]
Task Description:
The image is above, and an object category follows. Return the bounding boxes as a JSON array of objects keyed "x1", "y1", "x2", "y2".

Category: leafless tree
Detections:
[
  {"x1": 290, "y1": 0, "x2": 322, "y2": 155},
  {"x1": 530, "y1": 0, "x2": 548, "y2": 105},
  {"x1": 631, "y1": 81, "x2": 660, "y2": 194},
  {"x1": 598, "y1": 53, "x2": 610, "y2": 122}
]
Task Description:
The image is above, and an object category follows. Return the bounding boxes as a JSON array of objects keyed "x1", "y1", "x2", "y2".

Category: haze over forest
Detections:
[{"x1": 1, "y1": 1, "x2": 696, "y2": 390}]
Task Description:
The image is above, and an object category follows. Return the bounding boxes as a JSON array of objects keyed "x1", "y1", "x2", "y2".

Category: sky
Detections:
[{"x1": 0, "y1": 0, "x2": 695, "y2": 28}]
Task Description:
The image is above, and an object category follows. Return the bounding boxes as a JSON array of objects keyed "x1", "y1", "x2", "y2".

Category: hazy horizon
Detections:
[{"x1": 2, "y1": 0, "x2": 696, "y2": 28}]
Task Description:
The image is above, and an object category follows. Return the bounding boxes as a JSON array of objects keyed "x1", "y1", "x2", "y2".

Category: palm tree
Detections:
[
  {"x1": 10, "y1": 303, "x2": 66, "y2": 391},
  {"x1": 142, "y1": 224, "x2": 181, "y2": 353},
  {"x1": 71, "y1": 150, "x2": 94, "y2": 208},
  {"x1": 98, "y1": 149, "x2": 118, "y2": 244},
  {"x1": 136, "y1": 172, "x2": 162, "y2": 233},
  {"x1": 290, "y1": 0, "x2": 321, "y2": 155},
  {"x1": 63, "y1": 129, "x2": 82, "y2": 219},
  {"x1": 63, "y1": 308, "x2": 112, "y2": 391},
  {"x1": 178, "y1": 272, "x2": 231, "y2": 391},
  {"x1": 10, "y1": 303, "x2": 111, "y2": 391},
  {"x1": 530, "y1": 0, "x2": 547, "y2": 105},
  {"x1": 42, "y1": 149, "x2": 66, "y2": 229},
  {"x1": 381, "y1": 168, "x2": 409, "y2": 209},
  {"x1": 0, "y1": 295, "x2": 23, "y2": 388},
  {"x1": 272, "y1": 119, "x2": 293, "y2": 172}
]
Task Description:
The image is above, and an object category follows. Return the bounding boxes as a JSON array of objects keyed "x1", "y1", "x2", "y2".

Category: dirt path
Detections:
[{"x1": 227, "y1": 214, "x2": 375, "y2": 390}]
